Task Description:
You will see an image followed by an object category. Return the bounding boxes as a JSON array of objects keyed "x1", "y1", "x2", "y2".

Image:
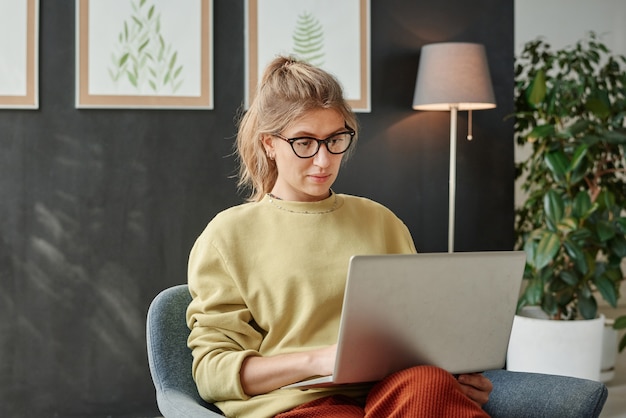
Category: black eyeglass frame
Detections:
[{"x1": 272, "y1": 129, "x2": 356, "y2": 159}]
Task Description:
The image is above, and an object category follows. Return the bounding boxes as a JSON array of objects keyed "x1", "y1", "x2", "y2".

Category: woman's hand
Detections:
[
  {"x1": 457, "y1": 373, "x2": 493, "y2": 406},
  {"x1": 311, "y1": 343, "x2": 337, "y2": 376},
  {"x1": 240, "y1": 344, "x2": 337, "y2": 396}
]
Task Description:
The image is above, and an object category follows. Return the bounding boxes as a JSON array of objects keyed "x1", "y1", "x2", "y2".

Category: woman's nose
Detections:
[{"x1": 313, "y1": 143, "x2": 332, "y2": 167}]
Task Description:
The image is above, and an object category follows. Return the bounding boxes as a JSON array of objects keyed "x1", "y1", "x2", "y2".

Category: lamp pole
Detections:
[{"x1": 448, "y1": 105, "x2": 458, "y2": 254}]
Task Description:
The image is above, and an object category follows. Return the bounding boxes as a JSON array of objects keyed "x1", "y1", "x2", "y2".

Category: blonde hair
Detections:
[{"x1": 235, "y1": 56, "x2": 358, "y2": 202}]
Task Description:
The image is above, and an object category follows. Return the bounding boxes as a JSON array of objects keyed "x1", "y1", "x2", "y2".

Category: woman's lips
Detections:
[{"x1": 308, "y1": 173, "x2": 331, "y2": 183}]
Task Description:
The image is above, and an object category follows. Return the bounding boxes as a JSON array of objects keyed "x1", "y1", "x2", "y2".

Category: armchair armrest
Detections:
[
  {"x1": 156, "y1": 388, "x2": 224, "y2": 418},
  {"x1": 483, "y1": 369, "x2": 608, "y2": 418}
]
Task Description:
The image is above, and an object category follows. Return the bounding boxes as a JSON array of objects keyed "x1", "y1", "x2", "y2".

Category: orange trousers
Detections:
[{"x1": 275, "y1": 365, "x2": 490, "y2": 418}]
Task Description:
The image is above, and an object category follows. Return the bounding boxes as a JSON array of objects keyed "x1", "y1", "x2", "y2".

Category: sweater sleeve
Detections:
[{"x1": 186, "y1": 227, "x2": 263, "y2": 403}]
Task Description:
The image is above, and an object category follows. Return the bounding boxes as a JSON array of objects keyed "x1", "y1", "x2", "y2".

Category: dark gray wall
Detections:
[{"x1": 0, "y1": 1, "x2": 513, "y2": 416}]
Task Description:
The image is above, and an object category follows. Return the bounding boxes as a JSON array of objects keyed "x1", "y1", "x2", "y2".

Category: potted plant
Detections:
[{"x1": 509, "y1": 32, "x2": 626, "y2": 380}]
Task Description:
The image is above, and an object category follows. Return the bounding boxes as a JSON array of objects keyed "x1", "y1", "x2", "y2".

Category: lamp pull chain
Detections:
[{"x1": 467, "y1": 109, "x2": 473, "y2": 141}]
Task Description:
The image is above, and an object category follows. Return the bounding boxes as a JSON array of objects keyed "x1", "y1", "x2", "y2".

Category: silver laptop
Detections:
[{"x1": 282, "y1": 251, "x2": 526, "y2": 390}]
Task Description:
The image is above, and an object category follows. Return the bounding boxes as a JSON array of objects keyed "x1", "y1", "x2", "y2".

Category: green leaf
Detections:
[
  {"x1": 526, "y1": 69, "x2": 547, "y2": 107},
  {"x1": 523, "y1": 238, "x2": 537, "y2": 267},
  {"x1": 107, "y1": 67, "x2": 117, "y2": 81},
  {"x1": 542, "y1": 292, "x2": 558, "y2": 317},
  {"x1": 572, "y1": 191, "x2": 592, "y2": 219},
  {"x1": 595, "y1": 274, "x2": 618, "y2": 307},
  {"x1": 174, "y1": 65, "x2": 183, "y2": 79},
  {"x1": 597, "y1": 220, "x2": 616, "y2": 242},
  {"x1": 581, "y1": 133, "x2": 602, "y2": 147},
  {"x1": 610, "y1": 235, "x2": 626, "y2": 259},
  {"x1": 614, "y1": 316, "x2": 626, "y2": 330},
  {"x1": 119, "y1": 53, "x2": 130, "y2": 66},
  {"x1": 544, "y1": 189, "x2": 564, "y2": 226},
  {"x1": 568, "y1": 144, "x2": 588, "y2": 172},
  {"x1": 560, "y1": 270, "x2": 579, "y2": 286},
  {"x1": 603, "y1": 130, "x2": 626, "y2": 144},
  {"x1": 535, "y1": 231, "x2": 560, "y2": 270},
  {"x1": 544, "y1": 152, "x2": 569, "y2": 181},
  {"x1": 604, "y1": 267, "x2": 622, "y2": 282},
  {"x1": 597, "y1": 190, "x2": 616, "y2": 210},
  {"x1": 569, "y1": 161, "x2": 588, "y2": 185},
  {"x1": 563, "y1": 239, "x2": 588, "y2": 274},
  {"x1": 169, "y1": 52, "x2": 178, "y2": 70},
  {"x1": 585, "y1": 90, "x2": 611, "y2": 119},
  {"x1": 557, "y1": 217, "x2": 577, "y2": 233},
  {"x1": 568, "y1": 227, "x2": 593, "y2": 243},
  {"x1": 540, "y1": 265, "x2": 556, "y2": 283},
  {"x1": 527, "y1": 124, "x2": 555, "y2": 141},
  {"x1": 567, "y1": 119, "x2": 591, "y2": 136},
  {"x1": 578, "y1": 294, "x2": 598, "y2": 319},
  {"x1": 126, "y1": 71, "x2": 137, "y2": 87},
  {"x1": 132, "y1": 16, "x2": 143, "y2": 28},
  {"x1": 138, "y1": 39, "x2": 150, "y2": 53},
  {"x1": 523, "y1": 278, "x2": 544, "y2": 305}
]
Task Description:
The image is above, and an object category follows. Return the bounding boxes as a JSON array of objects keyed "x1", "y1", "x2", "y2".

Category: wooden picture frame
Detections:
[
  {"x1": 245, "y1": 0, "x2": 370, "y2": 112},
  {"x1": 76, "y1": 0, "x2": 213, "y2": 109},
  {"x1": 0, "y1": 0, "x2": 39, "y2": 109}
]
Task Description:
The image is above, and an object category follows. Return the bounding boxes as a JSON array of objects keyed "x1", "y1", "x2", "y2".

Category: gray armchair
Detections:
[
  {"x1": 147, "y1": 284, "x2": 223, "y2": 417},
  {"x1": 147, "y1": 284, "x2": 608, "y2": 418}
]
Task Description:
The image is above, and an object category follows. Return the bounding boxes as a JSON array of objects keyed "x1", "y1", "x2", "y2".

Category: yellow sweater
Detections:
[{"x1": 186, "y1": 193, "x2": 416, "y2": 418}]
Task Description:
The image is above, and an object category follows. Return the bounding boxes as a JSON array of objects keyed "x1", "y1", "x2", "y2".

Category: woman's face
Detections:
[{"x1": 263, "y1": 108, "x2": 346, "y2": 202}]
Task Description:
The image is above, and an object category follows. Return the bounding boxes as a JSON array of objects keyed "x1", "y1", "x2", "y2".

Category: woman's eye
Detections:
[{"x1": 294, "y1": 139, "x2": 313, "y2": 148}]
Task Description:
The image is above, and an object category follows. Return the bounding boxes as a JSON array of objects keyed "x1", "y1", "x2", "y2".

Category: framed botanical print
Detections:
[
  {"x1": 76, "y1": 0, "x2": 213, "y2": 109},
  {"x1": 245, "y1": 0, "x2": 370, "y2": 112},
  {"x1": 0, "y1": 0, "x2": 39, "y2": 109}
]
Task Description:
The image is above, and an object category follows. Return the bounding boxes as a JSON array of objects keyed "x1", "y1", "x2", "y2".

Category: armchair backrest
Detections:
[{"x1": 146, "y1": 284, "x2": 224, "y2": 417}]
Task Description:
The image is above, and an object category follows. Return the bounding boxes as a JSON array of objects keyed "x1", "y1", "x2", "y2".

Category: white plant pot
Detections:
[
  {"x1": 600, "y1": 319, "x2": 618, "y2": 382},
  {"x1": 506, "y1": 306, "x2": 605, "y2": 381}
]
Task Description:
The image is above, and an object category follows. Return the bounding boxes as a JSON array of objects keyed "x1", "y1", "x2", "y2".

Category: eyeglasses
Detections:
[{"x1": 272, "y1": 129, "x2": 355, "y2": 158}]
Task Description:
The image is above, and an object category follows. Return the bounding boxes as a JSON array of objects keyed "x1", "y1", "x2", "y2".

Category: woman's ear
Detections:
[{"x1": 261, "y1": 134, "x2": 275, "y2": 159}]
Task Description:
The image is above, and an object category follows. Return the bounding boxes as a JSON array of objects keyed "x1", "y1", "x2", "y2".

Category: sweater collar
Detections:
[{"x1": 263, "y1": 191, "x2": 341, "y2": 214}]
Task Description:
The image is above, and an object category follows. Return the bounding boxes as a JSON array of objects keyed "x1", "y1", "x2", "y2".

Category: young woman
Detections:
[{"x1": 186, "y1": 56, "x2": 492, "y2": 418}]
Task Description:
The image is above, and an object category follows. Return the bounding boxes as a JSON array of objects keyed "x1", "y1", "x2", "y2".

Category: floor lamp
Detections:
[{"x1": 412, "y1": 42, "x2": 496, "y2": 253}]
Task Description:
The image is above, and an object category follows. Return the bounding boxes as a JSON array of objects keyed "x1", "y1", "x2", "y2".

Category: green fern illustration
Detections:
[
  {"x1": 292, "y1": 11, "x2": 325, "y2": 67},
  {"x1": 108, "y1": 0, "x2": 184, "y2": 94}
]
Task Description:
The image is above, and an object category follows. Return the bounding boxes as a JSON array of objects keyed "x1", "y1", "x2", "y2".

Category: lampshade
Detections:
[{"x1": 412, "y1": 42, "x2": 496, "y2": 111}]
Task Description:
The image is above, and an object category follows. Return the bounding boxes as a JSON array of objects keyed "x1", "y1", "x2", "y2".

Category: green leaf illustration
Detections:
[
  {"x1": 108, "y1": 0, "x2": 185, "y2": 94},
  {"x1": 292, "y1": 11, "x2": 325, "y2": 67}
]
